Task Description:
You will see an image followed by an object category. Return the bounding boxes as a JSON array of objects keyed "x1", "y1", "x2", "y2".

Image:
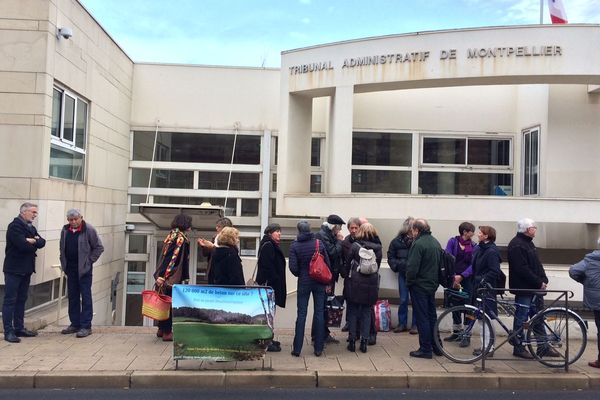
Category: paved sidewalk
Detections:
[{"x1": 0, "y1": 326, "x2": 598, "y2": 390}]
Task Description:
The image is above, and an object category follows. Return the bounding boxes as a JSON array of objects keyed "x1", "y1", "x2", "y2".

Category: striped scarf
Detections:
[{"x1": 161, "y1": 228, "x2": 188, "y2": 280}]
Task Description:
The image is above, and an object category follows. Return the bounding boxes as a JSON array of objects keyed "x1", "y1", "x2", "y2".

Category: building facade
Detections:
[{"x1": 1, "y1": 0, "x2": 599, "y2": 328}]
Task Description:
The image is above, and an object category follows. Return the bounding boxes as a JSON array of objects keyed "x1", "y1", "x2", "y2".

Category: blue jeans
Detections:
[
  {"x1": 410, "y1": 286, "x2": 438, "y2": 354},
  {"x1": 2, "y1": 272, "x2": 31, "y2": 334},
  {"x1": 293, "y1": 282, "x2": 326, "y2": 354},
  {"x1": 512, "y1": 294, "x2": 547, "y2": 352},
  {"x1": 397, "y1": 273, "x2": 416, "y2": 328},
  {"x1": 66, "y1": 269, "x2": 93, "y2": 329}
]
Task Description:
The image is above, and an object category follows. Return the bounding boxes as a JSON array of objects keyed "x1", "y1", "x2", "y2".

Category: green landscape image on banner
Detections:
[{"x1": 171, "y1": 285, "x2": 275, "y2": 361}]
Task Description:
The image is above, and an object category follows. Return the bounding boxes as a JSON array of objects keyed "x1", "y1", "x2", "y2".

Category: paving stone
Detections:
[
  {"x1": 90, "y1": 355, "x2": 135, "y2": 371},
  {"x1": 127, "y1": 356, "x2": 170, "y2": 371},
  {"x1": 304, "y1": 355, "x2": 341, "y2": 371},
  {"x1": 16, "y1": 356, "x2": 66, "y2": 371},
  {"x1": 0, "y1": 357, "x2": 29, "y2": 371},
  {"x1": 53, "y1": 356, "x2": 101, "y2": 371}
]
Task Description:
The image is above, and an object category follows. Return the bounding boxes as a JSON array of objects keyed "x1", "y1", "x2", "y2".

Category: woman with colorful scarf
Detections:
[
  {"x1": 442, "y1": 221, "x2": 476, "y2": 347},
  {"x1": 153, "y1": 214, "x2": 191, "y2": 341}
]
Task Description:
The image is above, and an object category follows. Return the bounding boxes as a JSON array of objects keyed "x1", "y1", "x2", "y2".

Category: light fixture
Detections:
[{"x1": 57, "y1": 27, "x2": 73, "y2": 40}]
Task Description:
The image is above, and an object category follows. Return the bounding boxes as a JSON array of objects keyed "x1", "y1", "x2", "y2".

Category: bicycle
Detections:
[{"x1": 433, "y1": 287, "x2": 588, "y2": 368}]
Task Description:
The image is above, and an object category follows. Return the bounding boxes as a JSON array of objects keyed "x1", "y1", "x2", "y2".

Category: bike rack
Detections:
[{"x1": 479, "y1": 287, "x2": 575, "y2": 373}]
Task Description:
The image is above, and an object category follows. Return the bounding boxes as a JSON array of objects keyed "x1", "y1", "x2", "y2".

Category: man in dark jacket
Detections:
[
  {"x1": 58, "y1": 209, "x2": 104, "y2": 338},
  {"x1": 313, "y1": 214, "x2": 345, "y2": 344},
  {"x1": 289, "y1": 220, "x2": 331, "y2": 356},
  {"x1": 406, "y1": 218, "x2": 442, "y2": 359},
  {"x1": 508, "y1": 218, "x2": 559, "y2": 359},
  {"x1": 3, "y1": 202, "x2": 46, "y2": 343}
]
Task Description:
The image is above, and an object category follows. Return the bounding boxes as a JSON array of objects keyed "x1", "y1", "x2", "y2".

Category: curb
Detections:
[{"x1": 0, "y1": 370, "x2": 597, "y2": 390}]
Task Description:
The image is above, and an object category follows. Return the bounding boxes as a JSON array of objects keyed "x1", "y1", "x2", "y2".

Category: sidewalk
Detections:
[{"x1": 0, "y1": 326, "x2": 598, "y2": 390}]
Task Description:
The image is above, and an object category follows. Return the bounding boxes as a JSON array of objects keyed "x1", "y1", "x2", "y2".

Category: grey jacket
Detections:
[
  {"x1": 59, "y1": 221, "x2": 104, "y2": 278},
  {"x1": 569, "y1": 250, "x2": 600, "y2": 311}
]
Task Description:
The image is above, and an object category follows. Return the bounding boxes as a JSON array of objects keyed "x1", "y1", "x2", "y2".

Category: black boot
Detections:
[
  {"x1": 360, "y1": 338, "x2": 368, "y2": 353},
  {"x1": 347, "y1": 339, "x2": 356, "y2": 352}
]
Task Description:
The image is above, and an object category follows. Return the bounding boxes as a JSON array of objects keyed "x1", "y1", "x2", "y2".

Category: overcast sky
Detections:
[{"x1": 79, "y1": 0, "x2": 600, "y2": 68}]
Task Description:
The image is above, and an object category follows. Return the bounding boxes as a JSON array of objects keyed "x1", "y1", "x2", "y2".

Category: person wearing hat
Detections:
[
  {"x1": 311, "y1": 214, "x2": 345, "y2": 345},
  {"x1": 257, "y1": 223, "x2": 287, "y2": 352}
]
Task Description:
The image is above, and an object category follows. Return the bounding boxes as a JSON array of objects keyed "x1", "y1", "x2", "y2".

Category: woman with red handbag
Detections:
[
  {"x1": 289, "y1": 220, "x2": 331, "y2": 357},
  {"x1": 153, "y1": 214, "x2": 191, "y2": 341}
]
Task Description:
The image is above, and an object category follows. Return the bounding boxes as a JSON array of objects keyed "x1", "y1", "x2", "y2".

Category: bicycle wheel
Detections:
[
  {"x1": 434, "y1": 304, "x2": 495, "y2": 364},
  {"x1": 526, "y1": 308, "x2": 587, "y2": 368}
]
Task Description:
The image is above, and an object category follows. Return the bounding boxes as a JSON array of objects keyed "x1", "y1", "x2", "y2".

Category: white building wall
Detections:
[{"x1": 0, "y1": 0, "x2": 133, "y2": 327}]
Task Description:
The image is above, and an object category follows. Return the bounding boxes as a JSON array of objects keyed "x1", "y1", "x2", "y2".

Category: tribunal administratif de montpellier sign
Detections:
[{"x1": 288, "y1": 45, "x2": 563, "y2": 75}]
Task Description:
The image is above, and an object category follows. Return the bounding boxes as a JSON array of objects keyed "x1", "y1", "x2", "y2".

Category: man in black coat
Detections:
[
  {"x1": 312, "y1": 214, "x2": 345, "y2": 345},
  {"x1": 3, "y1": 202, "x2": 46, "y2": 343},
  {"x1": 508, "y1": 218, "x2": 559, "y2": 359}
]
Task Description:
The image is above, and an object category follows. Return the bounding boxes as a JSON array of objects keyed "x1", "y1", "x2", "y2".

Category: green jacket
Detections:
[{"x1": 406, "y1": 231, "x2": 441, "y2": 294}]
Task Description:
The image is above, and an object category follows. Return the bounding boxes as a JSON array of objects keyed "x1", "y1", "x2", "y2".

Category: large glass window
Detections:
[
  {"x1": 353, "y1": 132, "x2": 412, "y2": 166},
  {"x1": 311, "y1": 138, "x2": 322, "y2": 167},
  {"x1": 132, "y1": 132, "x2": 261, "y2": 164},
  {"x1": 198, "y1": 172, "x2": 259, "y2": 191},
  {"x1": 419, "y1": 172, "x2": 513, "y2": 195},
  {"x1": 352, "y1": 170, "x2": 411, "y2": 194},
  {"x1": 50, "y1": 86, "x2": 88, "y2": 182},
  {"x1": 351, "y1": 131, "x2": 412, "y2": 194},
  {"x1": 131, "y1": 169, "x2": 194, "y2": 189},
  {"x1": 522, "y1": 127, "x2": 540, "y2": 196},
  {"x1": 420, "y1": 135, "x2": 513, "y2": 196},
  {"x1": 0, "y1": 278, "x2": 65, "y2": 313}
]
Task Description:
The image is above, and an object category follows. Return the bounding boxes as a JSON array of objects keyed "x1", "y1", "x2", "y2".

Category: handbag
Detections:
[
  {"x1": 141, "y1": 287, "x2": 172, "y2": 321},
  {"x1": 246, "y1": 243, "x2": 268, "y2": 286},
  {"x1": 309, "y1": 239, "x2": 332, "y2": 284}
]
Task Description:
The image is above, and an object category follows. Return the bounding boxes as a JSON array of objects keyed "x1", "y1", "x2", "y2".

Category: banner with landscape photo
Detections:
[{"x1": 171, "y1": 285, "x2": 275, "y2": 361}]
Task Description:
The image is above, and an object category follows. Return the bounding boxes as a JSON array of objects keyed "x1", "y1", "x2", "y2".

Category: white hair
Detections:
[
  {"x1": 517, "y1": 218, "x2": 536, "y2": 233},
  {"x1": 66, "y1": 208, "x2": 82, "y2": 218},
  {"x1": 20, "y1": 202, "x2": 37, "y2": 213}
]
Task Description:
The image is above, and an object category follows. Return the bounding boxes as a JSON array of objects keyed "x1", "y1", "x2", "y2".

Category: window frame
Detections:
[
  {"x1": 50, "y1": 85, "x2": 88, "y2": 182},
  {"x1": 418, "y1": 133, "x2": 514, "y2": 196},
  {"x1": 522, "y1": 126, "x2": 541, "y2": 196}
]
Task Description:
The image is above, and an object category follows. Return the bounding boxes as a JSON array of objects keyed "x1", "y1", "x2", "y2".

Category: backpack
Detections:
[
  {"x1": 353, "y1": 244, "x2": 378, "y2": 275},
  {"x1": 438, "y1": 248, "x2": 456, "y2": 288}
]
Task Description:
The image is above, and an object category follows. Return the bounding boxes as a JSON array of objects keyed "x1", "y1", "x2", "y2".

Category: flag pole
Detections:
[{"x1": 540, "y1": 0, "x2": 544, "y2": 24}]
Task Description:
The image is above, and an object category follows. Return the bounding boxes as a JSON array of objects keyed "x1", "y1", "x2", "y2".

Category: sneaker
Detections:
[
  {"x1": 443, "y1": 332, "x2": 461, "y2": 342},
  {"x1": 75, "y1": 328, "x2": 92, "y2": 338},
  {"x1": 267, "y1": 342, "x2": 281, "y2": 352},
  {"x1": 459, "y1": 336, "x2": 471, "y2": 348},
  {"x1": 394, "y1": 325, "x2": 408, "y2": 333},
  {"x1": 588, "y1": 360, "x2": 600, "y2": 368},
  {"x1": 513, "y1": 349, "x2": 534, "y2": 359},
  {"x1": 537, "y1": 347, "x2": 561, "y2": 358},
  {"x1": 61, "y1": 326, "x2": 79, "y2": 335},
  {"x1": 325, "y1": 335, "x2": 339, "y2": 344},
  {"x1": 473, "y1": 348, "x2": 494, "y2": 357}
]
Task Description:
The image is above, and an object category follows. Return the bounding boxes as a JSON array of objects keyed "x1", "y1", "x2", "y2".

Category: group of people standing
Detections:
[{"x1": 3, "y1": 203, "x2": 104, "y2": 343}]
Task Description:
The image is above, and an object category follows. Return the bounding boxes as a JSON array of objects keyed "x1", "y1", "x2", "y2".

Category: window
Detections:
[
  {"x1": 132, "y1": 132, "x2": 261, "y2": 164},
  {"x1": 49, "y1": 86, "x2": 88, "y2": 181},
  {"x1": 241, "y1": 199, "x2": 259, "y2": 216},
  {"x1": 197, "y1": 172, "x2": 259, "y2": 191},
  {"x1": 131, "y1": 169, "x2": 194, "y2": 189},
  {"x1": 0, "y1": 278, "x2": 66, "y2": 313},
  {"x1": 522, "y1": 127, "x2": 540, "y2": 196},
  {"x1": 311, "y1": 138, "x2": 322, "y2": 167},
  {"x1": 310, "y1": 174, "x2": 322, "y2": 193},
  {"x1": 351, "y1": 132, "x2": 412, "y2": 194},
  {"x1": 420, "y1": 135, "x2": 513, "y2": 196}
]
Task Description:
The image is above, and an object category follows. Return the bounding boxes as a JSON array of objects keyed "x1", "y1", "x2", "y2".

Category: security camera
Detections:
[{"x1": 57, "y1": 27, "x2": 73, "y2": 40}]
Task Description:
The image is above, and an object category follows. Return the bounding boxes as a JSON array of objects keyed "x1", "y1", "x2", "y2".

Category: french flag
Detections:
[{"x1": 548, "y1": 0, "x2": 568, "y2": 24}]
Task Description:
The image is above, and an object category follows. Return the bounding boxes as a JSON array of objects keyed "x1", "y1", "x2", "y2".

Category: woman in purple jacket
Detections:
[{"x1": 443, "y1": 222, "x2": 476, "y2": 347}]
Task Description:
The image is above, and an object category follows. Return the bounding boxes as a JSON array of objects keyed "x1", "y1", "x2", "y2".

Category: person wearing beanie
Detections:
[
  {"x1": 289, "y1": 220, "x2": 331, "y2": 357},
  {"x1": 257, "y1": 223, "x2": 286, "y2": 352}
]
